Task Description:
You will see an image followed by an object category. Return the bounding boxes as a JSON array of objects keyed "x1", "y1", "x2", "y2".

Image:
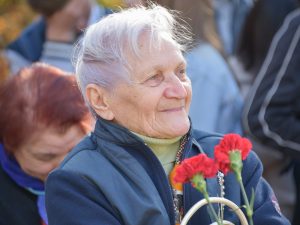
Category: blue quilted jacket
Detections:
[{"x1": 46, "y1": 118, "x2": 290, "y2": 225}]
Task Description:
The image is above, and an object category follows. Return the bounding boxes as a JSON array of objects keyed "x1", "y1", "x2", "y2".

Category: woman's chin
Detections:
[{"x1": 165, "y1": 119, "x2": 190, "y2": 138}]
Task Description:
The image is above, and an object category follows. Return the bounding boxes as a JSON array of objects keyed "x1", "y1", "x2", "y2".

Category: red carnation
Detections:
[
  {"x1": 214, "y1": 133, "x2": 252, "y2": 175},
  {"x1": 173, "y1": 154, "x2": 218, "y2": 184},
  {"x1": 173, "y1": 134, "x2": 254, "y2": 225}
]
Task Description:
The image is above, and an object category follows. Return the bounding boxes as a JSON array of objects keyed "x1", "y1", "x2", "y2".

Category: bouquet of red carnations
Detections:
[{"x1": 173, "y1": 134, "x2": 254, "y2": 225}]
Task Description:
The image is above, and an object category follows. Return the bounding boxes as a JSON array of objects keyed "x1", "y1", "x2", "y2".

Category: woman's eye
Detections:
[
  {"x1": 144, "y1": 74, "x2": 164, "y2": 87},
  {"x1": 178, "y1": 68, "x2": 187, "y2": 80}
]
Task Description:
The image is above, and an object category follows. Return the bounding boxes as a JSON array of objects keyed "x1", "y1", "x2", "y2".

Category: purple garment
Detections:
[
  {"x1": 0, "y1": 143, "x2": 44, "y2": 190},
  {"x1": 0, "y1": 143, "x2": 47, "y2": 224}
]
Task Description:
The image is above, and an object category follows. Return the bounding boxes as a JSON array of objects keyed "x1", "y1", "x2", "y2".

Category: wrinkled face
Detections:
[
  {"x1": 13, "y1": 125, "x2": 85, "y2": 181},
  {"x1": 106, "y1": 37, "x2": 192, "y2": 138}
]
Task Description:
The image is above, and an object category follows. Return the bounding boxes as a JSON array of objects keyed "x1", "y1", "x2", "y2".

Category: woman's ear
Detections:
[{"x1": 86, "y1": 84, "x2": 114, "y2": 120}]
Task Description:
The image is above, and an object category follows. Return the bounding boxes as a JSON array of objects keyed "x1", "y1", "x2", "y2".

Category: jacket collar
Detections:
[
  {"x1": 92, "y1": 117, "x2": 223, "y2": 224},
  {"x1": 93, "y1": 117, "x2": 145, "y2": 145},
  {"x1": 93, "y1": 117, "x2": 195, "y2": 147}
]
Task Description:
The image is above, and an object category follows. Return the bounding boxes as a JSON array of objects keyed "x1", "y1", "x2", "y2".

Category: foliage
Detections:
[{"x1": 0, "y1": 0, "x2": 35, "y2": 81}]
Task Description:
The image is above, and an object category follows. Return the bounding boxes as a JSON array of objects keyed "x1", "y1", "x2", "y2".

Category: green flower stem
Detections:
[
  {"x1": 203, "y1": 192, "x2": 224, "y2": 225},
  {"x1": 236, "y1": 172, "x2": 254, "y2": 225},
  {"x1": 230, "y1": 150, "x2": 254, "y2": 225},
  {"x1": 192, "y1": 174, "x2": 223, "y2": 225}
]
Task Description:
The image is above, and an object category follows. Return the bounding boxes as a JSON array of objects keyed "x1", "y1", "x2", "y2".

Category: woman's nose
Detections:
[{"x1": 164, "y1": 75, "x2": 188, "y2": 99}]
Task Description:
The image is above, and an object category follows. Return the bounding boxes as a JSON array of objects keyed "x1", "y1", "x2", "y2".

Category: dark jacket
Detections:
[
  {"x1": 242, "y1": 9, "x2": 300, "y2": 225},
  {"x1": 242, "y1": 9, "x2": 300, "y2": 160},
  {"x1": 46, "y1": 118, "x2": 290, "y2": 225},
  {"x1": 0, "y1": 165, "x2": 41, "y2": 225}
]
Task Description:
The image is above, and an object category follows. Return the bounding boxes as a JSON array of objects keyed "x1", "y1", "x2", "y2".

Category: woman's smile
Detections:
[{"x1": 160, "y1": 106, "x2": 185, "y2": 112}]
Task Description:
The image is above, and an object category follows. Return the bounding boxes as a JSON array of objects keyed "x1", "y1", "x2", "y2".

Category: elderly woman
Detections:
[
  {"x1": 45, "y1": 4, "x2": 290, "y2": 225},
  {"x1": 0, "y1": 63, "x2": 92, "y2": 225}
]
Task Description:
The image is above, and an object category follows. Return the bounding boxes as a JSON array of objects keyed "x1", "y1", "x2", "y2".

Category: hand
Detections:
[{"x1": 46, "y1": 0, "x2": 91, "y2": 42}]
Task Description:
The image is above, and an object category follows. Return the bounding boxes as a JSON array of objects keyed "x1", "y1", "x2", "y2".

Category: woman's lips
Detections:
[{"x1": 160, "y1": 106, "x2": 184, "y2": 112}]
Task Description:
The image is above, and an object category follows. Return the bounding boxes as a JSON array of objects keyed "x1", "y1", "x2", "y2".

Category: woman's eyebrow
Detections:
[{"x1": 177, "y1": 61, "x2": 187, "y2": 67}]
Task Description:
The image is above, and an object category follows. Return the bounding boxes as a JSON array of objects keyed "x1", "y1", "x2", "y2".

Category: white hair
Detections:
[{"x1": 73, "y1": 4, "x2": 192, "y2": 113}]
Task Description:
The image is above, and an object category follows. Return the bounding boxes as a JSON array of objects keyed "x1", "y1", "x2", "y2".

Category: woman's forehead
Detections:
[
  {"x1": 127, "y1": 41, "x2": 185, "y2": 78},
  {"x1": 131, "y1": 35, "x2": 184, "y2": 62}
]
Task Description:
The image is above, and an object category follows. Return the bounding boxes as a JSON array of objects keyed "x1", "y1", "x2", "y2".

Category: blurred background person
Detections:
[
  {"x1": 213, "y1": 0, "x2": 254, "y2": 56},
  {"x1": 4, "y1": 0, "x2": 111, "y2": 74},
  {"x1": 230, "y1": 0, "x2": 298, "y2": 98},
  {"x1": 157, "y1": 0, "x2": 243, "y2": 134},
  {"x1": 241, "y1": 1, "x2": 300, "y2": 223},
  {"x1": 0, "y1": 63, "x2": 93, "y2": 225}
]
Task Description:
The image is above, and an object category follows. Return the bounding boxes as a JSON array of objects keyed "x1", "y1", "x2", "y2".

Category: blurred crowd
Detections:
[{"x1": 0, "y1": 0, "x2": 299, "y2": 224}]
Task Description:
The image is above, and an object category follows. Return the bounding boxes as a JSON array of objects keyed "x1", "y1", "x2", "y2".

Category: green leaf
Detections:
[{"x1": 229, "y1": 151, "x2": 243, "y2": 174}]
